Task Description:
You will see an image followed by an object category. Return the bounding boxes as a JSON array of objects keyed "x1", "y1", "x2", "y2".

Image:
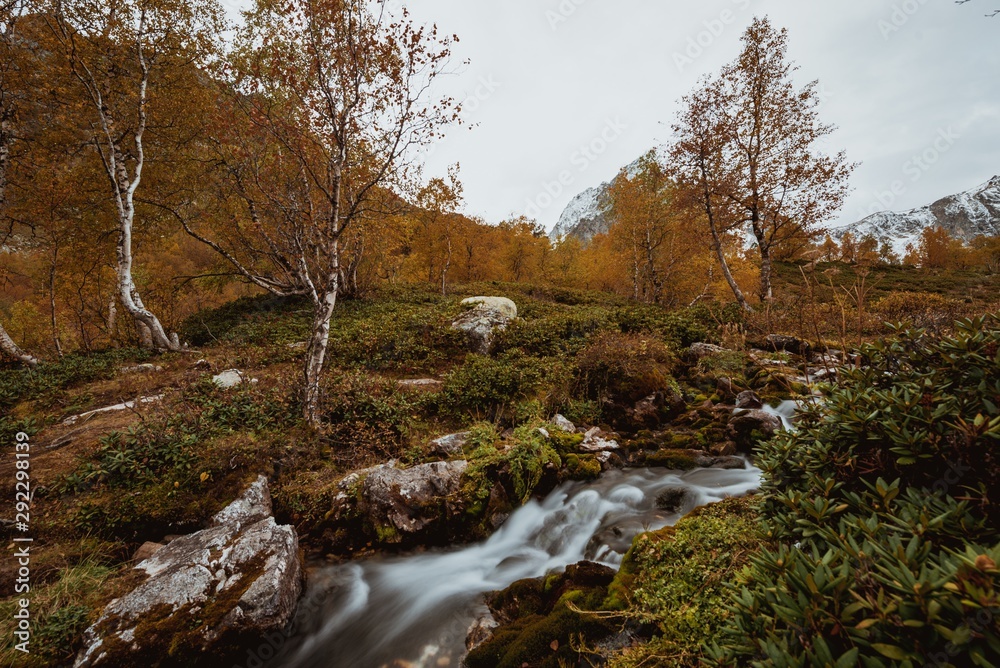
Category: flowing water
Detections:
[{"x1": 270, "y1": 464, "x2": 762, "y2": 668}]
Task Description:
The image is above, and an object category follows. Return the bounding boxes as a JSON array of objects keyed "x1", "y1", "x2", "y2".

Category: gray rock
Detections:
[
  {"x1": 728, "y1": 409, "x2": 782, "y2": 451},
  {"x1": 361, "y1": 460, "x2": 469, "y2": 537},
  {"x1": 75, "y1": 479, "x2": 302, "y2": 668},
  {"x1": 460, "y1": 296, "x2": 518, "y2": 319},
  {"x1": 763, "y1": 334, "x2": 810, "y2": 356},
  {"x1": 209, "y1": 475, "x2": 272, "y2": 530},
  {"x1": 735, "y1": 390, "x2": 764, "y2": 410},
  {"x1": 689, "y1": 342, "x2": 731, "y2": 358},
  {"x1": 119, "y1": 363, "x2": 163, "y2": 375},
  {"x1": 131, "y1": 542, "x2": 164, "y2": 563},
  {"x1": 212, "y1": 369, "x2": 257, "y2": 389},
  {"x1": 466, "y1": 605, "x2": 499, "y2": 652},
  {"x1": 655, "y1": 486, "x2": 691, "y2": 513},
  {"x1": 579, "y1": 427, "x2": 620, "y2": 453},
  {"x1": 452, "y1": 297, "x2": 518, "y2": 354},
  {"x1": 695, "y1": 455, "x2": 747, "y2": 470},
  {"x1": 550, "y1": 414, "x2": 577, "y2": 433},
  {"x1": 429, "y1": 432, "x2": 471, "y2": 458}
]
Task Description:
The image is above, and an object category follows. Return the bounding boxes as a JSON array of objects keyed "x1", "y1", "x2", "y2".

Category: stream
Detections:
[{"x1": 270, "y1": 462, "x2": 764, "y2": 668}]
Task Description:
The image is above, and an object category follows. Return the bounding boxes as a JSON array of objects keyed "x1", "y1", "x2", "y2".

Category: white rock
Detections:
[
  {"x1": 429, "y1": 432, "x2": 470, "y2": 458},
  {"x1": 75, "y1": 478, "x2": 302, "y2": 667},
  {"x1": 119, "y1": 363, "x2": 163, "y2": 375},
  {"x1": 550, "y1": 414, "x2": 577, "y2": 433},
  {"x1": 579, "y1": 427, "x2": 620, "y2": 453},
  {"x1": 212, "y1": 369, "x2": 258, "y2": 388},
  {"x1": 460, "y1": 296, "x2": 518, "y2": 319}
]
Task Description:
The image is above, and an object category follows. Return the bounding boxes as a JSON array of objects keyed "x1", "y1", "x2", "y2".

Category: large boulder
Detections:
[
  {"x1": 75, "y1": 477, "x2": 302, "y2": 668},
  {"x1": 451, "y1": 297, "x2": 518, "y2": 354},
  {"x1": 461, "y1": 296, "x2": 518, "y2": 319},
  {"x1": 728, "y1": 409, "x2": 782, "y2": 452},
  {"x1": 360, "y1": 460, "x2": 469, "y2": 539}
]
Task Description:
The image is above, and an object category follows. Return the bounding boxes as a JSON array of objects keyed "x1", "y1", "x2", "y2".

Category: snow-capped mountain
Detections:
[
  {"x1": 548, "y1": 186, "x2": 608, "y2": 243},
  {"x1": 548, "y1": 152, "x2": 658, "y2": 244},
  {"x1": 831, "y1": 175, "x2": 1000, "y2": 256}
]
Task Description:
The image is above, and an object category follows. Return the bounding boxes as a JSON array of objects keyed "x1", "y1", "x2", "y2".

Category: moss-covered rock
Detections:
[
  {"x1": 605, "y1": 496, "x2": 767, "y2": 668},
  {"x1": 465, "y1": 562, "x2": 619, "y2": 668}
]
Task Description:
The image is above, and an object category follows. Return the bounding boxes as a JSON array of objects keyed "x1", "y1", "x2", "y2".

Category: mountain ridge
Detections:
[{"x1": 830, "y1": 175, "x2": 1000, "y2": 255}]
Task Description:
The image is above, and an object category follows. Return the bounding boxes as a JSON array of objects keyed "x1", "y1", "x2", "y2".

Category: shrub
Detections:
[
  {"x1": 442, "y1": 353, "x2": 571, "y2": 422},
  {"x1": 873, "y1": 291, "x2": 966, "y2": 332},
  {"x1": 492, "y1": 307, "x2": 614, "y2": 357},
  {"x1": 179, "y1": 294, "x2": 311, "y2": 347},
  {"x1": 320, "y1": 371, "x2": 427, "y2": 463},
  {"x1": 709, "y1": 316, "x2": 1000, "y2": 666},
  {"x1": 0, "y1": 348, "x2": 151, "y2": 410},
  {"x1": 575, "y1": 331, "x2": 678, "y2": 404},
  {"x1": 614, "y1": 304, "x2": 718, "y2": 348}
]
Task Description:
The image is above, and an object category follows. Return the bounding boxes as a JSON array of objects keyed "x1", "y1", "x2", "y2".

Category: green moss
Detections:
[
  {"x1": 461, "y1": 422, "x2": 562, "y2": 525},
  {"x1": 607, "y1": 496, "x2": 766, "y2": 668},
  {"x1": 645, "y1": 449, "x2": 699, "y2": 471},
  {"x1": 466, "y1": 564, "x2": 618, "y2": 668},
  {"x1": 564, "y1": 454, "x2": 602, "y2": 480},
  {"x1": 548, "y1": 428, "x2": 584, "y2": 455}
]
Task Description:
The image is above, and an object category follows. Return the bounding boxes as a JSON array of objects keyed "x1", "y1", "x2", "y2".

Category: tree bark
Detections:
[
  {"x1": 700, "y1": 187, "x2": 751, "y2": 312},
  {"x1": 0, "y1": 322, "x2": 38, "y2": 368},
  {"x1": 303, "y1": 287, "x2": 338, "y2": 426}
]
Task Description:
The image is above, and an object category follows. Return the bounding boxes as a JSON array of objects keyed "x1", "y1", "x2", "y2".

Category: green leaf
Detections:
[{"x1": 872, "y1": 644, "x2": 909, "y2": 660}]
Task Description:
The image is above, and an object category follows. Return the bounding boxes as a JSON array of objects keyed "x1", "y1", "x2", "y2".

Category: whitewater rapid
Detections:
[{"x1": 270, "y1": 463, "x2": 762, "y2": 668}]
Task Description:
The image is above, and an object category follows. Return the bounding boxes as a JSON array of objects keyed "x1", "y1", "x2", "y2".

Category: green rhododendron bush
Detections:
[{"x1": 711, "y1": 316, "x2": 1000, "y2": 667}]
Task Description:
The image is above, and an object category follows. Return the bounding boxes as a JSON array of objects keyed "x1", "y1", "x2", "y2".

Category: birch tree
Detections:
[
  {"x1": 672, "y1": 17, "x2": 853, "y2": 306},
  {"x1": 671, "y1": 82, "x2": 752, "y2": 311},
  {"x1": 0, "y1": 1, "x2": 38, "y2": 366},
  {"x1": 44, "y1": 0, "x2": 224, "y2": 351},
  {"x1": 185, "y1": 0, "x2": 461, "y2": 425}
]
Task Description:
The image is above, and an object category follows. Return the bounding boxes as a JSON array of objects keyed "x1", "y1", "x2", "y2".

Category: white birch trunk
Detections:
[{"x1": 0, "y1": 323, "x2": 38, "y2": 368}]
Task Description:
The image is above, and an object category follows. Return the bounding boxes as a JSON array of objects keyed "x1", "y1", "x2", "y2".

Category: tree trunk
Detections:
[
  {"x1": 441, "y1": 234, "x2": 451, "y2": 296},
  {"x1": 115, "y1": 225, "x2": 177, "y2": 350},
  {"x1": 49, "y1": 246, "x2": 63, "y2": 358},
  {"x1": 707, "y1": 218, "x2": 750, "y2": 312},
  {"x1": 759, "y1": 247, "x2": 774, "y2": 302},
  {"x1": 0, "y1": 322, "x2": 38, "y2": 368},
  {"x1": 303, "y1": 288, "x2": 338, "y2": 426},
  {"x1": 751, "y1": 219, "x2": 774, "y2": 302}
]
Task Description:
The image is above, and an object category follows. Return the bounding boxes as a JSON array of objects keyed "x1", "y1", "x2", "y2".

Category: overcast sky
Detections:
[{"x1": 224, "y1": 0, "x2": 1000, "y2": 233}]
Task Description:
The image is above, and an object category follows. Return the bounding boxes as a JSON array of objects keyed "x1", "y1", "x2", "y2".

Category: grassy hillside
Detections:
[{"x1": 1, "y1": 274, "x2": 998, "y2": 665}]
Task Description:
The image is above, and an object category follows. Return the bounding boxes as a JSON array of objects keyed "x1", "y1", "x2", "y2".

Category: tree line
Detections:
[{"x1": 2, "y1": 5, "x2": 994, "y2": 422}]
